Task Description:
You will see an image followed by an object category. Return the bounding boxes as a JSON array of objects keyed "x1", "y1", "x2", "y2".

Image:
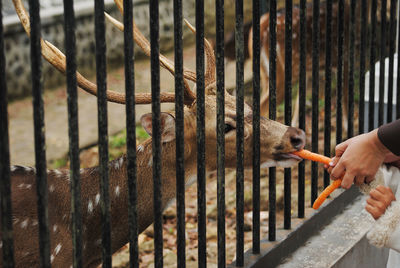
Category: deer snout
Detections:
[{"x1": 286, "y1": 127, "x2": 306, "y2": 150}]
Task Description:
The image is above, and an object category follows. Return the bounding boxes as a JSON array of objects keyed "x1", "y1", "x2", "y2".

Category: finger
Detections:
[
  {"x1": 370, "y1": 188, "x2": 385, "y2": 201},
  {"x1": 335, "y1": 140, "x2": 350, "y2": 157},
  {"x1": 354, "y1": 175, "x2": 366, "y2": 186},
  {"x1": 331, "y1": 159, "x2": 346, "y2": 181},
  {"x1": 365, "y1": 204, "x2": 381, "y2": 220},
  {"x1": 341, "y1": 170, "x2": 356, "y2": 189},
  {"x1": 366, "y1": 197, "x2": 381, "y2": 207}
]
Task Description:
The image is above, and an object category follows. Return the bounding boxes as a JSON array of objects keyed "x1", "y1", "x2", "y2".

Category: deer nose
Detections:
[{"x1": 287, "y1": 127, "x2": 306, "y2": 150}]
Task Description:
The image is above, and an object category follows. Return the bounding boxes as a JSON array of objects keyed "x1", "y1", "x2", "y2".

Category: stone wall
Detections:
[{"x1": 4, "y1": 0, "x2": 252, "y2": 100}]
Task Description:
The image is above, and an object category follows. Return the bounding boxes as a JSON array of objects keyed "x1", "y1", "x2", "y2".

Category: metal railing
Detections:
[{"x1": 1, "y1": 0, "x2": 399, "y2": 267}]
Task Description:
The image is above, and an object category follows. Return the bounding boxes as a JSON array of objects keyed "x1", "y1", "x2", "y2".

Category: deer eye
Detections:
[{"x1": 225, "y1": 123, "x2": 235, "y2": 134}]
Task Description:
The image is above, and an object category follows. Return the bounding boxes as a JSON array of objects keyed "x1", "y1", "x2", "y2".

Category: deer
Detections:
[
  {"x1": 4, "y1": 0, "x2": 305, "y2": 267},
  {"x1": 246, "y1": 1, "x2": 352, "y2": 127}
]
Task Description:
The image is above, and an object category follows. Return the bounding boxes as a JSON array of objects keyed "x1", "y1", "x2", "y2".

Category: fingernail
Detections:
[{"x1": 329, "y1": 161, "x2": 334, "y2": 166}]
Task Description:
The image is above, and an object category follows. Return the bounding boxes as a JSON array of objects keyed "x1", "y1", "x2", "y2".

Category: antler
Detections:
[
  {"x1": 12, "y1": 0, "x2": 187, "y2": 105},
  {"x1": 109, "y1": 0, "x2": 216, "y2": 90}
]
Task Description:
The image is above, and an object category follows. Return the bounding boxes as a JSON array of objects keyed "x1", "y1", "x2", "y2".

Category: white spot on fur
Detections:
[
  {"x1": 118, "y1": 157, "x2": 124, "y2": 168},
  {"x1": 24, "y1": 166, "x2": 34, "y2": 172},
  {"x1": 164, "y1": 198, "x2": 176, "y2": 211},
  {"x1": 20, "y1": 219, "x2": 28, "y2": 229},
  {"x1": 115, "y1": 186, "x2": 120, "y2": 196},
  {"x1": 10, "y1": 166, "x2": 16, "y2": 172},
  {"x1": 88, "y1": 200, "x2": 93, "y2": 213},
  {"x1": 95, "y1": 193, "x2": 100, "y2": 205},
  {"x1": 23, "y1": 252, "x2": 30, "y2": 257},
  {"x1": 18, "y1": 183, "x2": 32, "y2": 190},
  {"x1": 32, "y1": 220, "x2": 38, "y2": 226},
  {"x1": 50, "y1": 254, "x2": 54, "y2": 263},
  {"x1": 80, "y1": 168, "x2": 85, "y2": 174},
  {"x1": 0, "y1": 241, "x2": 2, "y2": 248},
  {"x1": 54, "y1": 244, "x2": 62, "y2": 255},
  {"x1": 137, "y1": 145, "x2": 144, "y2": 152},
  {"x1": 260, "y1": 159, "x2": 299, "y2": 169},
  {"x1": 53, "y1": 169, "x2": 63, "y2": 177},
  {"x1": 13, "y1": 218, "x2": 19, "y2": 225},
  {"x1": 53, "y1": 225, "x2": 58, "y2": 232},
  {"x1": 49, "y1": 185, "x2": 55, "y2": 193},
  {"x1": 148, "y1": 157, "x2": 153, "y2": 167},
  {"x1": 293, "y1": 33, "x2": 297, "y2": 39},
  {"x1": 260, "y1": 160, "x2": 277, "y2": 169}
]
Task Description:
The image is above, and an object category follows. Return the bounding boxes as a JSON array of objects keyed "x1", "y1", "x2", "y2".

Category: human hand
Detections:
[
  {"x1": 365, "y1": 185, "x2": 396, "y2": 220},
  {"x1": 330, "y1": 129, "x2": 390, "y2": 189}
]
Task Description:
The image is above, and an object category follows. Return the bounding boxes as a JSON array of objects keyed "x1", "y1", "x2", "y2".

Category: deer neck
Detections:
[{"x1": 79, "y1": 138, "x2": 197, "y2": 265}]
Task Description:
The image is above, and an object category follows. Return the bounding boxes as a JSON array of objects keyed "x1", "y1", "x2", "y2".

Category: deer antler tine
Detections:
[
  {"x1": 12, "y1": 0, "x2": 182, "y2": 105},
  {"x1": 183, "y1": 19, "x2": 216, "y2": 89}
]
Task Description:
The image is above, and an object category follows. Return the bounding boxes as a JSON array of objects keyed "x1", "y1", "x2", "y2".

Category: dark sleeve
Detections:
[{"x1": 377, "y1": 119, "x2": 400, "y2": 156}]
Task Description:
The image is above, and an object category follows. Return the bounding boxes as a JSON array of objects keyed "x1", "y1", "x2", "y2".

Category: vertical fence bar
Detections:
[
  {"x1": 347, "y1": 0, "x2": 356, "y2": 138},
  {"x1": 123, "y1": 0, "x2": 139, "y2": 267},
  {"x1": 29, "y1": 0, "x2": 51, "y2": 266},
  {"x1": 388, "y1": 0, "x2": 397, "y2": 123},
  {"x1": 379, "y1": 0, "x2": 387, "y2": 126},
  {"x1": 298, "y1": 0, "x2": 306, "y2": 218},
  {"x1": 216, "y1": 0, "x2": 226, "y2": 265},
  {"x1": 324, "y1": 0, "x2": 332, "y2": 188},
  {"x1": 149, "y1": 0, "x2": 163, "y2": 266},
  {"x1": 173, "y1": 0, "x2": 186, "y2": 266},
  {"x1": 196, "y1": 0, "x2": 206, "y2": 266},
  {"x1": 397, "y1": 4, "x2": 400, "y2": 119},
  {"x1": 359, "y1": 0, "x2": 367, "y2": 133},
  {"x1": 369, "y1": 0, "x2": 377, "y2": 130},
  {"x1": 63, "y1": 1, "x2": 82, "y2": 267},
  {"x1": 252, "y1": 0, "x2": 261, "y2": 253},
  {"x1": 268, "y1": 0, "x2": 277, "y2": 242},
  {"x1": 94, "y1": 0, "x2": 112, "y2": 266},
  {"x1": 336, "y1": 0, "x2": 344, "y2": 144},
  {"x1": 235, "y1": 0, "x2": 244, "y2": 264},
  {"x1": 0, "y1": 0, "x2": 15, "y2": 266},
  {"x1": 284, "y1": 0, "x2": 292, "y2": 230},
  {"x1": 311, "y1": 0, "x2": 320, "y2": 204}
]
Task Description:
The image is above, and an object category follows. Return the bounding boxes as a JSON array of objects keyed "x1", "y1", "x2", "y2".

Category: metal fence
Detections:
[{"x1": 0, "y1": 0, "x2": 399, "y2": 267}]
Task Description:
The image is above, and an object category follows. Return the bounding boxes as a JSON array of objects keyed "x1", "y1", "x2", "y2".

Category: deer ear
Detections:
[{"x1": 140, "y1": 112, "x2": 176, "y2": 143}]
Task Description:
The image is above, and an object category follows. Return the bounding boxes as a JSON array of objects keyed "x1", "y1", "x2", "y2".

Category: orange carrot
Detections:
[
  {"x1": 293, "y1": 149, "x2": 342, "y2": 209},
  {"x1": 292, "y1": 149, "x2": 332, "y2": 165},
  {"x1": 312, "y1": 179, "x2": 342, "y2": 209}
]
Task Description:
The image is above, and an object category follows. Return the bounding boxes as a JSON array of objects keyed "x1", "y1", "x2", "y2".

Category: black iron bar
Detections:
[
  {"x1": 388, "y1": 0, "x2": 397, "y2": 123},
  {"x1": 311, "y1": 0, "x2": 320, "y2": 204},
  {"x1": 398, "y1": 5, "x2": 400, "y2": 119},
  {"x1": 369, "y1": 0, "x2": 377, "y2": 130},
  {"x1": 0, "y1": 0, "x2": 15, "y2": 266},
  {"x1": 252, "y1": 0, "x2": 261, "y2": 253},
  {"x1": 123, "y1": 0, "x2": 139, "y2": 267},
  {"x1": 336, "y1": 0, "x2": 344, "y2": 144},
  {"x1": 378, "y1": 0, "x2": 387, "y2": 126},
  {"x1": 284, "y1": 0, "x2": 292, "y2": 230},
  {"x1": 235, "y1": 0, "x2": 244, "y2": 265},
  {"x1": 196, "y1": 0, "x2": 206, "y2": 267},
  {"x1": 324, "y1": 0, "x2": 332, "y2": 188},
  {"x1": 216, "y1": 0, "x2": 226, "y2": 265},
  {"x1": 149, "y1": 0, "x2": 163, "y2": 267},
  {"x1": 359, "y1": 0, "x2": 367, "y2": 133},
  {"x1": 298, "y1": 0, "x2": 306, "y2": 218},
  {"x1": 63, "y1": 1, "x2": 82, "y2": 267},
  {"x1": 269, "y1": 0, "x2": 277, "y2": 242},
  {"x1": 29, "y1": 0, "x2": 51, "y2": 266},
  {"x1": 173, "y1": 0, "x2": 185, "y2": 266},
  {"x1": 94, "y1": 0, "x2": 111, "y2": 266},
  {"x1": 347, "y1": 0, "x2": 356, "y2": 138}
]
